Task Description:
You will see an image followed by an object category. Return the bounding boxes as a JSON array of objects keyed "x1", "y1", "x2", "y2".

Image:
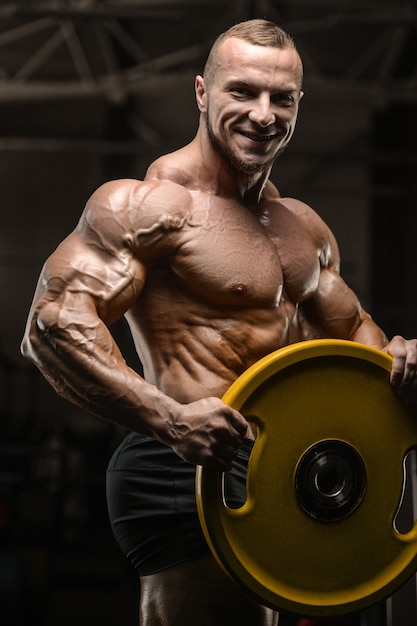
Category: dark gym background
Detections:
[{"x1": 1, "y1": 1, "x2": 417, "y2": 625}]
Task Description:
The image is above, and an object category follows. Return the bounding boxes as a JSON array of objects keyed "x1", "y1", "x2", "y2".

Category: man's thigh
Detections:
[{"x1": 139, "y1": 552, "x2": 279, "y2": 626}]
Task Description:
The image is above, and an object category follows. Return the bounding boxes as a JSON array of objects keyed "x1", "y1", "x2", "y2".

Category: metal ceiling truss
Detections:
[{"x1": 0, "y1": 0, "x2": 416, "y2": 103}]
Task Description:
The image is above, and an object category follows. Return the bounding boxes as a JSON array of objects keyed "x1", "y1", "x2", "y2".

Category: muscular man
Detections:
[{"x1": 22, "y1": 19, "x2": 417, "y2": 626}]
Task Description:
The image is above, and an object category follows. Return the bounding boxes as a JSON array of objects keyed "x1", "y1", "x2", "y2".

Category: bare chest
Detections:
[{"x1": 167, "y1": 198, "x2": 319, "y2": 308}]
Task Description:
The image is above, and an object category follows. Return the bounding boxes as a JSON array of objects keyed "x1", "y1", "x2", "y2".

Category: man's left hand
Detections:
[{"x1": 383, "y1": 335, "x2": 417, "y2": 405}]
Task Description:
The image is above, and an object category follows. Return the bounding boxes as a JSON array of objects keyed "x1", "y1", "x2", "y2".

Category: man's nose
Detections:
[{"x1": 248, "y1": 96, "x2": 275, "y2": 127}]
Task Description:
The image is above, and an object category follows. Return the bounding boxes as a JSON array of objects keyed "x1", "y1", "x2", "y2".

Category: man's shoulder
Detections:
[
  {"x1": 82, "y1": 177, "x2": 193, "y2": 259},
  {"x1": 89, "y1": 177, "x2": 191, "y2": 210},
  {"x1": 276, "y1": 196, "x2": 331, "y2": 233},
  {"x1": 276, "y1": 196, "x2": 316, "y2": 218},
  {"x1": 145, "y1": 149, "x2": 196, "y2": 188},
  {"x1": 270, "y1": 195, "x2": 338, "y2": 262}
]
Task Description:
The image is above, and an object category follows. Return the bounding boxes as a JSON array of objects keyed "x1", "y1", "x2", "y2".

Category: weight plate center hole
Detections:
[
  {"x1": 315, "y1": 464, "x2": 345, "y2": 498},
  {"x1": 295, "y1": 440, "x2": 367, "y2": 522}
]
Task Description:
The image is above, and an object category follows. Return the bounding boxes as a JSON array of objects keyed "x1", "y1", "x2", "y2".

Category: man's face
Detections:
[{"x1": 196, "y1": 37, "x2": 303, "y2": 175}]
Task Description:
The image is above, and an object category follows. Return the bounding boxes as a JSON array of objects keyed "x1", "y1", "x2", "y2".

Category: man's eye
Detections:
[
  {"x1": 273, "y1": 94, "x2": 295, "y2": 106},
  {"x1": 231, "y1": 87, "x2": 251, "y2": 97}
]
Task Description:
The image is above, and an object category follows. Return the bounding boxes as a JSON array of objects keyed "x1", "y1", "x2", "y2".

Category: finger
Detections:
[
  {"x1": 227, "y1": 408, "x2": 248, "y2": 437},
  {"x1": 397, "y1": 370, "x2": 417, "y2": 405},
  {"x1": 387, "y1": 337, "x2": 417, "y2": 388},
  {"x1": 206, "y1": 453, "x2": 234, "y2": 472},
  {"x1": 393, "y1": 351, "x2": 417, "y2": 386},
  {"x1": 388, "y1": 341, "x2": 407, "y2": 386},
  {"x1": 390, "y1": 356, "x2": 406, "y2": 387}
]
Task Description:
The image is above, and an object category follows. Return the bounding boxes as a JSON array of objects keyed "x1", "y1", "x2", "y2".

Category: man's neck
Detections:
[{"x1": 192, "y1": 129, "x2": 272, "y2": 204}]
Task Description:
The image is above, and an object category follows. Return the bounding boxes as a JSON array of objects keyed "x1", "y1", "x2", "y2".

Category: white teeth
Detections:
[{"x1": 243, "y1": 133, "x2": 274, "y2": 142}]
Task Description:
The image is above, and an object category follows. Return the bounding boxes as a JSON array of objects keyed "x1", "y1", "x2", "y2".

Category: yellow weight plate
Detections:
[{"x1": 195, "y1": 339, "x2": 417, "y2": 617}]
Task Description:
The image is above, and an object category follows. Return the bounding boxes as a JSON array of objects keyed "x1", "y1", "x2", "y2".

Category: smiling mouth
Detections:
[{"x1": 240, "y1": 131, "x2": 277, "y2": 143}]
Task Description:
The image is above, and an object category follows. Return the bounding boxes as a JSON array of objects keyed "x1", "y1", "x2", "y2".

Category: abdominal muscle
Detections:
[{"x1": 126, "y1": 290, "x2": 300, "y2": 406}]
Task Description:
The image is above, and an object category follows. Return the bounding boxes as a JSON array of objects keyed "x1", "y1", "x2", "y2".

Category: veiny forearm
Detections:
[{"x1": 21, "y1": 299, "x2": 179, "y2": 440}]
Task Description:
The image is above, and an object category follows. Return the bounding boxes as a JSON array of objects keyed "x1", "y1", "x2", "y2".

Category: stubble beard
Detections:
[{"x1": 205, "y1": 111, "x2": 286, "y2": 177}]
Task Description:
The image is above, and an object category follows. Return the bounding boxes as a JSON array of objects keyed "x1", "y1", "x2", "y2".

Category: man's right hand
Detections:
[{"x1": 167, "y1": 397, "x2": 249, "y2": 470}]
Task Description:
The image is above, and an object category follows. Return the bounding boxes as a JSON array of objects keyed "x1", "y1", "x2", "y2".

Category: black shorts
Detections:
[{"x1": 106, "y1": 432, "x2": 253, "y2": 576}]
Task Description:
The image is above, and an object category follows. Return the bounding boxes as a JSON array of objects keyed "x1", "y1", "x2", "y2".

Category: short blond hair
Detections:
[{"x1": 204, "y1": 19, "x2": 298, "y2": 86}]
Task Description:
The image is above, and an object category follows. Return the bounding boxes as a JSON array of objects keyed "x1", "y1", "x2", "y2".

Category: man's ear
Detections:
[{"x1": 195, "y1": 75, "x2": 207, "y2": 113}]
